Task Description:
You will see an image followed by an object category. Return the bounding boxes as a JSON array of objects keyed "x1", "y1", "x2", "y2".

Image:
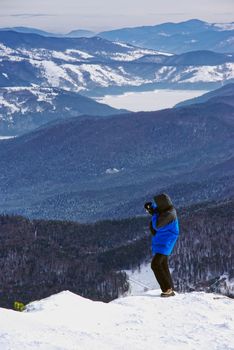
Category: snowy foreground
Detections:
[{"x1": 0, "y1": 290, "x2": 233, "y2": 350}]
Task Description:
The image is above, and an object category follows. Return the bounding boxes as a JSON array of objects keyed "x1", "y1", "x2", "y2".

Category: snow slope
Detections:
[
  {"x1": 0, "y1": 290, "x2": 233, "y2": 350},
  {"x1": 124, "y1": 262, "x2": 160, "y2": 295}
]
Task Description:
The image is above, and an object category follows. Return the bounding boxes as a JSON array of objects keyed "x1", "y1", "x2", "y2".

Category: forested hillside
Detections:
[
  {"x1": 0, "y1": 198, "x2": 233, "y2": 309},
  {"x1": 0, "y1": 91, "x2": 233, "y2": 222}
]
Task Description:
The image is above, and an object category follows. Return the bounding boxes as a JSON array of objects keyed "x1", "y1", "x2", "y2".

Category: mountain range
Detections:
[
  {"x1": 0, "y1": 84, "x2": 233, "y2": 221},
  {"x1": 1, "y1": 19, "x2": 234, "y2": 53},
  {"x1": 0, "y1": 30, "x2": 233, "y2": 98},
  {"x1": 99, "y1": 19, "x2": 234, "y2": 54}
]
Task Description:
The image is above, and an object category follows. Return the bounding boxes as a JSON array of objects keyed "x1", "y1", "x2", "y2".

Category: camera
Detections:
[{"x1": 144, "y1": 201, "x2": 157, "y2": 215}]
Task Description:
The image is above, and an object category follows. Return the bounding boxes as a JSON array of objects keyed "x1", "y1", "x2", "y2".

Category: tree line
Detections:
[{"x1": 0, "y1": 197, "x2": 233, "y2": 308}]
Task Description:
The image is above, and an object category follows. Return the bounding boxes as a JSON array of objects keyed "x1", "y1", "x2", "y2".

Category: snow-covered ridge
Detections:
[
  {"x1": 154, "y1": 63, "x2": 234, "y2": 84},
  {"x1": 0, "y1": 86, "x2": 120, "y2": 134},
  {"x1": 1, "y1": 55, "x2": 234, "y2": 94},
  {"x1": 0, "y1": 41, "x2": 169, "y2": 64},
  {"x1": 0, "y1": 290, "x2": 233, "y2": 350},
  {"x1": 1, "y1": 34, "x2": 234, "y2": 94},
  {"x1": 0, "y1": 87, "x2": 59, "y2": 120}
]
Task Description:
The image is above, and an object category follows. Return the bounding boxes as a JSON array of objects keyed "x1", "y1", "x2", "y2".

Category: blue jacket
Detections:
[
  {"x1": 151, "y1": 212, "x2": 179, "y2": 256},
  {"x1": 149, "y1": 193, "x2": 179, "y2": 256}
]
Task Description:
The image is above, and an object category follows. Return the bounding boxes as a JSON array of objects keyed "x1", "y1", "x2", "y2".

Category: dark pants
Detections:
[{"x1": 151, "y1": 253, "x2": 174, "y2": 292}]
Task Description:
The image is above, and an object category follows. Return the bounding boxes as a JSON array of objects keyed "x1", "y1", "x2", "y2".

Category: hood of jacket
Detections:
[{"x1": 154, "y1": 193, "x2": 174, "y2": 213}]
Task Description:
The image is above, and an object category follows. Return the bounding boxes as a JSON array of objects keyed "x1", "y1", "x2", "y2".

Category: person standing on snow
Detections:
[{"x1": 144, "y1": 193, "x2": 179, "y2": 297}]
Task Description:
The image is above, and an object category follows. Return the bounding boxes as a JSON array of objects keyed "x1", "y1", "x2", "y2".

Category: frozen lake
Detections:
[{"x1": 98, "y1": 89, "x2": 208, "y2": 112}]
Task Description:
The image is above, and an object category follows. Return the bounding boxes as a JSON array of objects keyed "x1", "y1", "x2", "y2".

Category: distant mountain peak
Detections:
[
  {"x1": 66, "y1": 29, "x2": 96, "y2": 38},
  {"x1": 98, "y1": 19, "x2": 234, "y2": 53}
]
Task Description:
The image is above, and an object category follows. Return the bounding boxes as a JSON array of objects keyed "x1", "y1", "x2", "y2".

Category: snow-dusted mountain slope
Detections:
[
  {"x1": 0, "y1": 86, "x2": 124, "y2": 135},
  {"x1": 0, "y1": 290, "x2": 233, "y2": 350},
  {"x1": 0, "y1": 31, "x2": 233, "y2": 96},
  {"x1": 0, "y1": 30, "x2": 168, "y2": 62}
]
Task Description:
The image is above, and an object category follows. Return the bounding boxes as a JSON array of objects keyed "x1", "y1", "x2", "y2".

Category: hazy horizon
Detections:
[
  {"x1": 1, "y1": 17, "x2": 234, "y2": 35},
  {"x1": 0, "y1": 0, "x2": 233, "y2": 33}
]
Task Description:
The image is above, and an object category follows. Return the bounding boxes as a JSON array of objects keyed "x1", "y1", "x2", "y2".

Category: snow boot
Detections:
[{"x1": 161, "y1": 289, "x2": 175, "y2": 297}]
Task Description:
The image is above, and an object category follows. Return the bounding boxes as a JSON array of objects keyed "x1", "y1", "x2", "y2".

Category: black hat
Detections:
[{"x1": 154, "y1": 193, "x2": 173, "y2": 213}]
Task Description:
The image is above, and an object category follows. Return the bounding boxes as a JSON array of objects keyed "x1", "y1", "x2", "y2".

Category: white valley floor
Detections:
[{"x1": 98, "y1": 89, "x2": 208, "y2": 112}]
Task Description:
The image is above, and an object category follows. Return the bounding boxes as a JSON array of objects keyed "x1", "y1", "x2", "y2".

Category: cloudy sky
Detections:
[{"x1": 1, "y1": 0, "x2": 233, "y2": 33}]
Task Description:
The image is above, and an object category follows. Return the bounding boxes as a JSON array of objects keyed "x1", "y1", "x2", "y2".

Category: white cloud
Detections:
[{"x1": 0, "y1": 0, "x2": 233, "y2": 32}]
